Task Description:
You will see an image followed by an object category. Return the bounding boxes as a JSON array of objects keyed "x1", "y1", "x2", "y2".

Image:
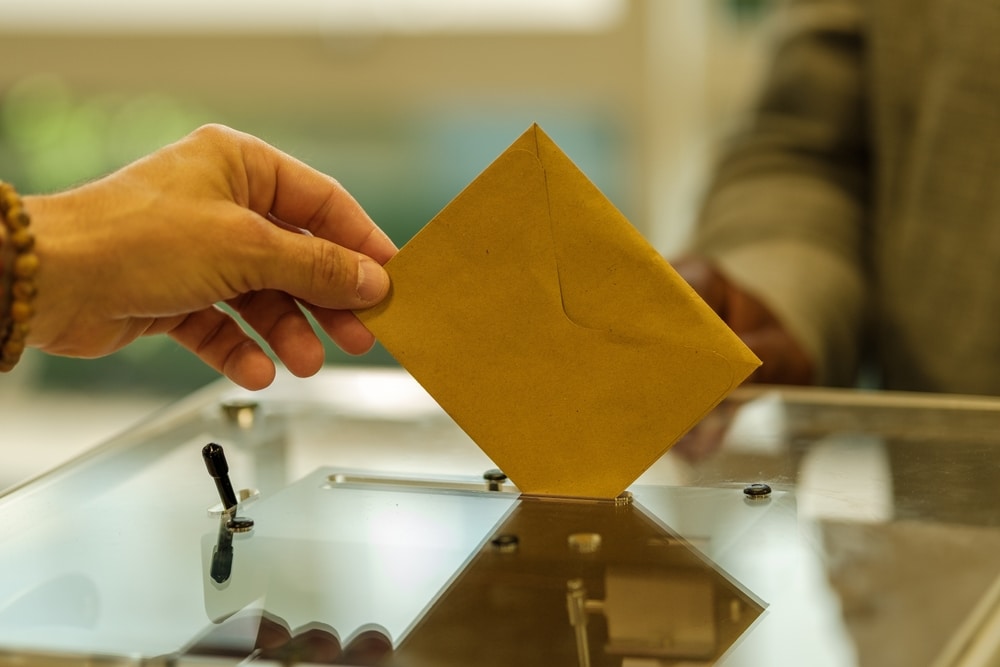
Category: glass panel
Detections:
[
  {"x1": 195, "y1": 473, "x2": 518, "y2": 658},
  {"x1": 3, "y1": 370, "x2": 1000, "y2": 665}
]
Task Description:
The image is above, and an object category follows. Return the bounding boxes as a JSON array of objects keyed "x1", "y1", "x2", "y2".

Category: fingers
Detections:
[
  {"x1": 167, "y1": 294, "x2": 377, "y2": 391},
  {"x1": 254, "y1": 624, "x2": 392, "y2": 665},
  {"x1": 247, "y1": 227, "x2": 391, "y2": 312},
  {"x1": 171, "y1": 125, "x2": 393, "y2": 312},
  {"x1": 341, "y1": 628, "x2": 393, "y2": 665},
  {"x1": 270, "y1": 170, "x2": 397, "y2": 264},
  {"x1": 227, "y1": 127, "x2": 397, "y2": 264},
  {"x1": 304, "y1": 305, "x2": 377, "y2": 355},
  {"x1": 167, "y1": 307, "x2": 277, "y2": 390},
  {"x1": 186, "y1": 125, "x2": 394, "y2": 353},
  {"x1": 149, "y1": 127, "x2": 397, "y2": 386},
  {"x1": 227, "y1": 290, "x2": 325, "y2": 377},
  {"x1": 258, "y1": 627, "x2": 342, "y2": 664},
  {"x1": 673, "y1": 254, "x2": 815, "y2": 385}
]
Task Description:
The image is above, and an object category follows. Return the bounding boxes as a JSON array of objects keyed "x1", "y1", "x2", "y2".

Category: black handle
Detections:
[{"x1": 202, "y1": 443, "x2": 238, "y2": 511}]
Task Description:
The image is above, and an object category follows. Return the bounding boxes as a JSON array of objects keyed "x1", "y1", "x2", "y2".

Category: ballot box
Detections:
[{"x1": 1, "y1": 367, "x2": 999, "y2": 667}]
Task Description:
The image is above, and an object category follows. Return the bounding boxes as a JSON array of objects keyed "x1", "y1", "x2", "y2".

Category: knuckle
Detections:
[
  {"x1": 190, "y1": 123, "x2": 233, "y2": 142},
  {"x1": 187, "y1": 124, "x2": 250, "y2": 157}
]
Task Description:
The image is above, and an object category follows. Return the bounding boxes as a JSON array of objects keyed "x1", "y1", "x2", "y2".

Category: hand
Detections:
[
  {"x1": 673, "y1": 255, "x2": 814, "y2": 385},
  {"x1": 24, "y1": 124, "x2": 397, "y2": 390}
]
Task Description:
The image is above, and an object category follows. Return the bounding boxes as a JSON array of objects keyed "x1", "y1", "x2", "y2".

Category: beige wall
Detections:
[{"x1": 0, "y1": 0, "x2": 774, "y2": 254}]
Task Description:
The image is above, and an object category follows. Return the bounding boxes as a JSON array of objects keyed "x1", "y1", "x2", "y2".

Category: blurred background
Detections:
[{"x1": 0, "y1": 0, "x2": 776, "y2": 486}]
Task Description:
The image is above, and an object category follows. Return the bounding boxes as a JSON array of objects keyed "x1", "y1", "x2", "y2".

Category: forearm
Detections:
[{"x1": 691, "y1": 0, "x2": 869, "y2": 385}]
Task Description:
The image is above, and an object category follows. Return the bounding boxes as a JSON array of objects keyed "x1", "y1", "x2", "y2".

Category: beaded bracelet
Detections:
[{"x1": 0, "y1": 181, "x2": 38, "y2": 372}]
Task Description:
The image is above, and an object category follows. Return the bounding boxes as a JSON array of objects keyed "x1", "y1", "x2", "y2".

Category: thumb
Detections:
[{"x1": 256, "y1": 232, "x2": 391, "y2": 309}]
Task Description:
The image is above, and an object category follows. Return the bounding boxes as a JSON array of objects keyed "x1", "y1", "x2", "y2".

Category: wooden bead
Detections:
[
  {"x1": 5, "y1": 322, "x2": 29, "y2": 343},
  {"x1": 10, "y1": 227, "x2": 33, "y2": 251},
  {"x1": 3, "y1": 337, "x2": 24, "y2": 358},
  {"x1": 11, "y1": 279, "x2": 36, "y2": 300},
  {"x1": 13, "y1": 252, "x2": 38, "y2": 278},
  {"x1": 9, "y1": 300, "x2": 33, "y2": 323},
  {"x1": 0, "y1": 181, "x2": 36, "y2": 372}
]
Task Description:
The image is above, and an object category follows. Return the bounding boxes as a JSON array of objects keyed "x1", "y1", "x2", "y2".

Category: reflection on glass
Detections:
[
  {"x1": 196, "y1": 470, "x2": 518, "y2": 661},
  {"x1": 7, "y1": 369, "x2": 1000, "y2": 665},
  {"x1": 188, "y1": 471, "x2": 765, "y2": 666},
  {"x1": 394, "y1": 494, "x2": 764, "y2": 666}
]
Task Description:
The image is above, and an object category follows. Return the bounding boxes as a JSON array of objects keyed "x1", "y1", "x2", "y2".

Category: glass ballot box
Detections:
[{"x1": 1, "y1": 367, "x2": 999, "y2": 667}]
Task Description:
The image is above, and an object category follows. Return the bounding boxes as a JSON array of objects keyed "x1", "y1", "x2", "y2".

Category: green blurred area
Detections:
[{"x1": 1, "y1": 74, "x2": 628, "y2": 396}]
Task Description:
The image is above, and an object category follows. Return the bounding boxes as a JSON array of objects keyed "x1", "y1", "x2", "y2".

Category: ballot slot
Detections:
[{"x1": 324, "y1": 469, "x2": 520, "y2": 495}]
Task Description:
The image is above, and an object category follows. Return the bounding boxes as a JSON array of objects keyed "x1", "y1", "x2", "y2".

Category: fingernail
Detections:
[{"x1": 356, "y1": 257, "x2": 389, "y2": 303}]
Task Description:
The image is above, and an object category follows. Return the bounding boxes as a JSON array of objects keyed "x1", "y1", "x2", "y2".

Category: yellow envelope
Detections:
[{"x1": 357, "y1": 124, "x2": 760, "y2": 498}]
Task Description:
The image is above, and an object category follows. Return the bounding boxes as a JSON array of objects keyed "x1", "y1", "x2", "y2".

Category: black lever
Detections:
[{"x1": 202, "y1": 442, "x2": 239, "y2": 512}]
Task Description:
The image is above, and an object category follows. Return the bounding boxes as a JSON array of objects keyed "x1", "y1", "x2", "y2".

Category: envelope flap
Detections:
[{"x1": 527, "y1": 126, "x2": 740, "y2": 348}]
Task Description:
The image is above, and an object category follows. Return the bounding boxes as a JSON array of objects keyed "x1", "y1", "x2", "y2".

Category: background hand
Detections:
[
  {"x1": 673, "y1": 255, "x2": 814, "y2": 385},
  {"x1": 24, "y1": 124, "x2": 397, "y2": 390}
]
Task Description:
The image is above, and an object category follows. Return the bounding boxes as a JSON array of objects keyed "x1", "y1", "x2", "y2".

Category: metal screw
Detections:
[
  {"x1": 730, "y1": 598, "x2": 743, "y2": 623},
  {"x1": 208, "y1": 488, "x2": 260, "y2": 516},
  {"x1": 491, "y1": 534, "x2": 519, "y2": 553},
  {"x1": 220, "y1": 398, "x2": 259, "y2": 429},
  {"x1": 568, "y1": 533, "x2": 602, "y2": 554},
  {"x1": 483, "y1": 469, "x2": 508, "y2": 492},
  {"x1": 226, "y1": 517, "x2": 255, "y2": 533},
  {"x1": 743, "y1": 482, "x2": 772, "y2": 499}
]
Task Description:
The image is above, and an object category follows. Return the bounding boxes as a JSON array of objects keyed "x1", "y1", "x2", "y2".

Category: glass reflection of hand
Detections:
[
  {"x1": 190, "y1": 611, "x2": 392, "y2": 665},
  {"x1": 258, "y1": 623, "x2": 393, "y2": 665},
  {"x1": 671, "y1": 401, "x2": 737, "y2": 464}
]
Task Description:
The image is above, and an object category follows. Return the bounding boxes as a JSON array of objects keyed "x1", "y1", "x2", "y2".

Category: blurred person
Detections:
[
  {"x1": 0, "y1": 124, "x2": 396, "y2": 391},
  {"x1": 675, "y1": 0, "x2": 1000, "y2": 394}
]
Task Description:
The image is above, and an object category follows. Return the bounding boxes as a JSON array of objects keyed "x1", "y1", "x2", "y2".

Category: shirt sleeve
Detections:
[{"x1": 689, "y1": 0, "x2": 869, "y2": 386}]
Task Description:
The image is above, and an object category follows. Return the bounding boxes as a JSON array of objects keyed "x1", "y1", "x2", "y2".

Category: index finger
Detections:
[{"x1": 239, "y1": 132, "x2": 397, "y2": 264}]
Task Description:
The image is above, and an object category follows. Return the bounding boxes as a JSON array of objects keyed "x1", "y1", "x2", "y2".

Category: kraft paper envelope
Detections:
[{"x1": 357, "y1": 124, "x2": 760, "y2": 498}]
